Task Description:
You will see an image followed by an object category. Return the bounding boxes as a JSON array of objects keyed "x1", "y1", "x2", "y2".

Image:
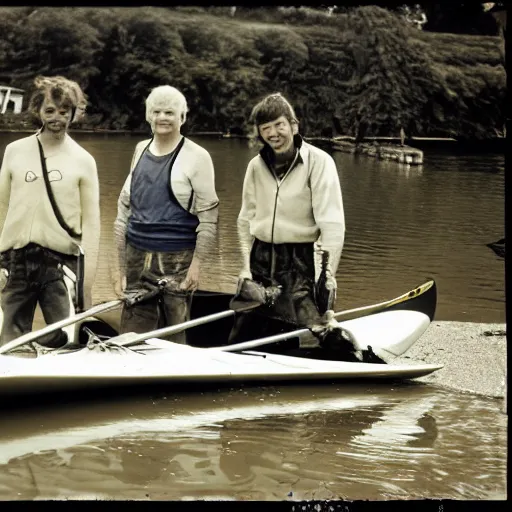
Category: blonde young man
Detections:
[
  {"x1": 230, "y1": 93, "x2": 384, "y2": 363},
  {"x1": 114, "y1": 85, "x2": 219, "y2": 342},
  {"x1": 0, "y1": 76, "x2": 100, "y2": 349}
]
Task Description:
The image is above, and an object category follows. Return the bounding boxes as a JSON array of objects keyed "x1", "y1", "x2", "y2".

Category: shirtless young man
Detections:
[{"x1": 0, "y1": 76, "x2": 100, "y2": 349}]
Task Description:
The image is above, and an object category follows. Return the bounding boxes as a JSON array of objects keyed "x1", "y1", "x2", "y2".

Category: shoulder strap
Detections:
[
  {"x1": 129, "y1": 138, "x2": 153, "y2": 198},
  {"x1": 166, "y1": 137, "x2": 190, "y2": 209},
  {"x1": 131, "y1": 138, "x2": 153, "y2": 172},
  {"x1": 36, "y1": 137, "x2": 81, "y2": 239}
]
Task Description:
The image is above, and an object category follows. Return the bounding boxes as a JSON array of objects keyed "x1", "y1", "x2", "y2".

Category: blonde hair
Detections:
[
  {"x1": 28, "y1": 75, "x2": 87, "y2": 123},
  {"x1": 145, "y1": 85, "x2": 188, "y2": 124}
]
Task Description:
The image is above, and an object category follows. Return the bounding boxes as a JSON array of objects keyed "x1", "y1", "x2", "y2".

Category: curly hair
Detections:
[{"x1": 28, "y1": 75, "x2": 88, "y2": 124}]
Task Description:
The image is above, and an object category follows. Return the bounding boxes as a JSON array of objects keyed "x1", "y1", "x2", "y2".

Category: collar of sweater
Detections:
[{"x1": 259, "y1": 134, "x2": 304, "y2": 174}]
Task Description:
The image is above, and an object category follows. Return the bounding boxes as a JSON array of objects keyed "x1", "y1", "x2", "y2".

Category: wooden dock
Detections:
[
  {"x1": 304, "y1": 136, "x2": 425, "y2": 165},
  {"x1": 333, "y1": 140, "x2": 424, "y2": 165}
]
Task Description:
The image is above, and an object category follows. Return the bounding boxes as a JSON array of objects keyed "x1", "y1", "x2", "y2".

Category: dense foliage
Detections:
[{"x1": 0, "y1": 6, "x2": 505, "y2": 140}]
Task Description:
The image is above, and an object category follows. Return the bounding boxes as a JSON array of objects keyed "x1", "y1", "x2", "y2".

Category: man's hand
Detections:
[
  {"x1": 325, "y1": 269, "x2": 337, "y2": 292},
  {"x1": 310, "y1": 309, "x2": 339, "y2": 335},
  {"x1": 180, "y1": 256, "x2": 200, "y2": 292}
]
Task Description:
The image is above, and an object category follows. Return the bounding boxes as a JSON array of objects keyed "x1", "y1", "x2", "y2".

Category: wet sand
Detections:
[{"x1": 393, "y1": 321, "x2": 507, "y2": 403}]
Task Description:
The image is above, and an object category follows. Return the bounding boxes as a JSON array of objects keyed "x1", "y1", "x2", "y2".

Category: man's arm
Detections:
[
  {"x1": 237, "y1": 162, "x2": 256, "y2": 278},
  {"x1": 189, "y1": 151, "x2": 219, "y2": 264},
  {"x1": 79, "y1": 156, "x2": 101, "y2": 309},
  {"x1": 0, "y1": 145, "x2": 12, "y2": 236},
  {"x1": 113, "y1": 174, "x2": 131, "y2": 285},
  {"x1": 310, "y1": 152, "x2": 346, "y2": 281},
  {"x1": 179, "y1": 150, "x2": 219, "y2": 291}
]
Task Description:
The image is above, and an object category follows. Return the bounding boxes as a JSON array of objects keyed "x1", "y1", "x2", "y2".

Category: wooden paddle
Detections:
[
  {"x1": 0, "y1": 281, "x2": 171, "y2": 355},
  {"x1": 207, "y1": 281, "x2": 427, "y2": 355}
]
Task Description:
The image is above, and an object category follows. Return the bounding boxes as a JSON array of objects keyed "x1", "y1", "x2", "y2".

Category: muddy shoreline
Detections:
[{"x1": 393, "y1": 321, "x2": 507, "y2": 404}]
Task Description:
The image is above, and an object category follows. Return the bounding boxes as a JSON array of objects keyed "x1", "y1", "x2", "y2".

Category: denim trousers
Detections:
[
  {"x1": 120, "y1": 243, "x2": 194, "y2": 344},
  {"x1": 0, "y1": 243, "x2": 77, "y2": 347}
]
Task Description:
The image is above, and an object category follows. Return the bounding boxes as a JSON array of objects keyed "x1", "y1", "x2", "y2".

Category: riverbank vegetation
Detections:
[{"x1": 0, "y1": 6, "x2": 505, "y2": 140}]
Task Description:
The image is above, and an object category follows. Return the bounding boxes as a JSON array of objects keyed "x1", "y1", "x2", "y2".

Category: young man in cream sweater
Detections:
[
  {"x1": 230, "y1": 93, "x2": 382, "y2": 363},
  {"x1": 0, "y1": 76, "x2": 100, "y2": 349}
]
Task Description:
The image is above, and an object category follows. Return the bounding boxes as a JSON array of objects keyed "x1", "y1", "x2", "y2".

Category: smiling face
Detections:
[
  {"x1": 39, "y1": 97, "x2": 73, "y2": 135},
  {"x1": 148, "y1": 102, "x2": 184, "y2": 136},
  {"x1": 258, "y1": 115, "x2": 298, "y2": 154}
]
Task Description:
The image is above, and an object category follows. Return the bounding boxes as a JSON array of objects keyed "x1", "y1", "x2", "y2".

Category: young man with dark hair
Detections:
[{"x1": 230, "y1": 93, "x2": 382, "y2": 362}]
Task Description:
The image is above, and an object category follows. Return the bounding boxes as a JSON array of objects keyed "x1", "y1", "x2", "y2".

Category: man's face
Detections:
[
  {"x1": 258, "y1": 115, "x2": 297, "y2": 154},
  {"x1": 148, "y1": 102, "x2": 184, "y2": 136},
  {"x1": 39, "y1": 97, "x2": 73, "y2": 134}
]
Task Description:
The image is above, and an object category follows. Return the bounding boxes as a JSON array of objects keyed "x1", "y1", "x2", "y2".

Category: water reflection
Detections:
[
  {"x1": 374, "y1": 158, "x2": 424, "y2": 178},
  {"x1": 0, "y1": 384, "x2": 506, "y2": 500}
]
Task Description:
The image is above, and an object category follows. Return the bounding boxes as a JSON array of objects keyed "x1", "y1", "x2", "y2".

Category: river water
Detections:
[{"x1": 0, "y1": 132, "x2": 506, "y2": 500}]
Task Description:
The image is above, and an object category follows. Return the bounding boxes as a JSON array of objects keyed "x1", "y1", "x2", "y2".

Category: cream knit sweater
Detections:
[{"x1": 237, "y1": 140, "x2": 345, "y2": 279}]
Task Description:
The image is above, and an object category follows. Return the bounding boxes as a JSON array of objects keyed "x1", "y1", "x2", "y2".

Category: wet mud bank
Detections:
[{"x1": 394, "y1": 321, "x2": 507, "y2": 403}]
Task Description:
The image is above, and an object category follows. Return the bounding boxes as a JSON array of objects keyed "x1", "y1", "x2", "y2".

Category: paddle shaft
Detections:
[
  {"x1": 212, "y1": 287, "x2": 429, "y2": 354},
  {"x1": 212, "y1": 283, "x2": 435, "y2": 355},
  {"x1": 0, "y1": 300, "x2": 123, "y2": 355},
  {"x1": 118, "y1": 309, "x2": 237, "y2": 347},
  {"x1": 211, "y1": 324, "x2": 360, "y2": 353}
]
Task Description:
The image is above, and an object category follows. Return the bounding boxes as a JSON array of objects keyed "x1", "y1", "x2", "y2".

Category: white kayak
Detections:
[{"x1": 0, "y1": 280, "x2": 443, "y2": 397}]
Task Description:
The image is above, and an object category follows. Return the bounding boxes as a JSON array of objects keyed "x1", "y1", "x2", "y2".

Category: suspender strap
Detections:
[
  {"x1": 36, "y1": 136, "x2": 84, "y2": 311},
  {"x1": 36, "y1": 137, "x2": 81, "y2": 239},
  {"x1": 166, "y1": 136, "x2": 188, "y2": 207}
]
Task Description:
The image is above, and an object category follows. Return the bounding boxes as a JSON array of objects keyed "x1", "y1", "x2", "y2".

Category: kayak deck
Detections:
[{"x1": 0, "y1": 344, "x2": 443, "y2": 396}]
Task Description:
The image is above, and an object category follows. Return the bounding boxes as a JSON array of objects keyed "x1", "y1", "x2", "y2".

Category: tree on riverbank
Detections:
[
  {"x1": 339, "y1": 6, "x2": 439, "y2": 140},
  {"x1": 0, "y1": 6, "x2": 505, "y2": 139}
]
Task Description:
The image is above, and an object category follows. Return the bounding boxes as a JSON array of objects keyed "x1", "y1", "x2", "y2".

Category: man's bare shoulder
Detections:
[{"x1": 3, "y1": 134, "x2": 37, "y2": 153}]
